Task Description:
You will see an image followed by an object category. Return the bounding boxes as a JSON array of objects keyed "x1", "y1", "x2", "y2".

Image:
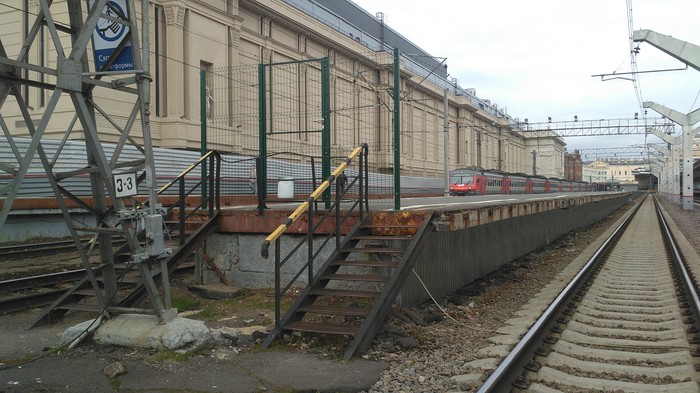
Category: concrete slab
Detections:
[
  {"x1": 92, "y1": 314, "x2": 213, "y2": 351},
  {"x1": 61, "y1": 317, "x2": 102, "y2": 346},
  {"x1": 451, "y1": 373, "x2": 483, "y2": 390},
  {"x1": 463, "y1": 357, "x2": 499, "y2": 371},
  {"x1": 486, "y1": 334, "x2": 519, "y2": 346},
  {"x1": 477, "y1": 344, "x2": 511, "y2": 357}
]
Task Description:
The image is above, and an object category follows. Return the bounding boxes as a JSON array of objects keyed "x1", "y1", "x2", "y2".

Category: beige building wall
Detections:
[
  {"x1": 582, "y1": 160, "x2": 642, "y2": 184},
  {"x1": 1, "y1": 0, "x2": 566, "y2": 178}
]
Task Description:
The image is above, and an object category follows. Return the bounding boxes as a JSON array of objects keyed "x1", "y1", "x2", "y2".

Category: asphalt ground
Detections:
[{"x1": 0, "y1": 309, "x2": 388, "y2": 393}]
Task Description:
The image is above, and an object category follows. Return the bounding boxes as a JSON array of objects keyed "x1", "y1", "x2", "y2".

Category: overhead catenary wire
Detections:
[{"x1": 626, "y1": 0, "x2": 645, "y2": 118}]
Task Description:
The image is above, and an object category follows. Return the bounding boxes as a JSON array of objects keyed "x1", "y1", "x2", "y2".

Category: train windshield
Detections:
[{"x1": 450, "y1": 174, "x2": 474, "y2": 184}]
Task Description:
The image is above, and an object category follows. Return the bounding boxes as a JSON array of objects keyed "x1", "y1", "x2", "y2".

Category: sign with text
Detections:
[
  {"x1": 89, "y1": 0, "x2": 134, "y2": 72},
  {"x1": 114, "y1": 172, "x2": 137, "y2": 198}
]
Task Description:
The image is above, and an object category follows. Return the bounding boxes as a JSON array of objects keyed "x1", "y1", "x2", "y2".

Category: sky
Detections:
[{"x1": 351, "y1": 0, "x2": 700, "y2": 153}]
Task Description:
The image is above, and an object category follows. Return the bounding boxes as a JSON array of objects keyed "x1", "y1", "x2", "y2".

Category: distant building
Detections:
[
  {"x1": 564, "y1": 150, "x2": 582, "y2": 181},
  {"x1": 583, "y1": 159, "x2": 641, "y2": 189}
]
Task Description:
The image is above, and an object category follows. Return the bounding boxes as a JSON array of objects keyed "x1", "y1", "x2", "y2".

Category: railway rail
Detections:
[
  {"x1": 0, "y1": 236, "x2": 131, "y2": 262},
  {"x1": 479, "y1": 195, "x2": 700, "y2": 392},
  {"x1": 0, "y1": 263, "x2": 194, "y2": 315}
]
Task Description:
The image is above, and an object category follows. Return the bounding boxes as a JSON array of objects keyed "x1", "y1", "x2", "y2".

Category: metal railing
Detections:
[
  {"x1": 158, "y1": 151, "x2": 221, "y2": 245},
  {"x1": 261, "y1": 143, "x2": 369, "y2": 330}
]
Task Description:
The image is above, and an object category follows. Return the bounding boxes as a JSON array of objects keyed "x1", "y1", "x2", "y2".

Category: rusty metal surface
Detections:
[{"x1": 218, "y1": 209, "x2": 362, "y2": 235}]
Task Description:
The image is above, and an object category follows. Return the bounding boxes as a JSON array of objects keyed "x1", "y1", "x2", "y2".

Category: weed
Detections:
[{"x1": 171, "y1": 296, "x2": 201, "y2": 312}]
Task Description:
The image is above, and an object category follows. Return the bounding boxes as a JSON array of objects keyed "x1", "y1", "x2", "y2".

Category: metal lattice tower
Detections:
[{"x1": 0, "y1": 1, "x2": 173, "y2": 319}]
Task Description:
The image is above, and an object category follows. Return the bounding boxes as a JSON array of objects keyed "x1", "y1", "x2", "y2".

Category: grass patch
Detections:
[
  {"x1": 171, "y1": 296, "x2": 201, "y2": 312},
  {"x1": 189, "y1": 307, "x2": 222, "y2": 321}
]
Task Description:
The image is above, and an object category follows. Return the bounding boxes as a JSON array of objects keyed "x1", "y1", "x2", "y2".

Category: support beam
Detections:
[
  {"x1": 650, "y1": 144, "x2": 670, "y2": 157},
  {"x1": 633, "y1": 29, "x2": 700, "y2": 73},
  {"x1": 644, "y1": 100, "x2": 696, "y2": 210}
]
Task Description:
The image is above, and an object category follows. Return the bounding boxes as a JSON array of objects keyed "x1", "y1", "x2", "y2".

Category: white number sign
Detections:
[{"x1": 114, "y1": 172, "x2": 137, "y2": 197}]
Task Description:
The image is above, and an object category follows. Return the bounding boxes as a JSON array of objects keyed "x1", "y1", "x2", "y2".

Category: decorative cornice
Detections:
[{"x1": 164, "y1": 3, "x2": 186, "y2": 27}]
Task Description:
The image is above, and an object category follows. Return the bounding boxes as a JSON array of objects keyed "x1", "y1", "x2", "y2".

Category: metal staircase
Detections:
[
  {"x1": 28, "y1": 152, "x2": 221, "y2": 328},
  {"x1": 270, "y1": 213, "x2": 434, "y2": 359},
  {"x1": 260, "y1": 144, "x2": 435, "y2": 359}
]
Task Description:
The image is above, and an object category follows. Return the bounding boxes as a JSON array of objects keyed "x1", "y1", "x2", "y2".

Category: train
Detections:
[{"x1": 449, "y1": 167, "x2": 594, "y2": 196}]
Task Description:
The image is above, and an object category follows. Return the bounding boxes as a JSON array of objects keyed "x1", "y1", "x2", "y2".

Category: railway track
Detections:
[
  {"x1": 0, "y1": 237, "x2": 130, "y2": 262},
  {"x1": 0, "y1": 262, "x2": 195, "y2": 315},
  {"x1": 479, "y1": 195, "x2": 700, "y2": 392}
]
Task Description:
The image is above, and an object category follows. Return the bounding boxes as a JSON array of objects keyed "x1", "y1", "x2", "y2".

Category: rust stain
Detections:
[
  {"x1": 218, "y1": 209, "x2": 361, "y2": 235},
  {"x1": 371, "y1": 211, "x2": 427, "y2": 236}
]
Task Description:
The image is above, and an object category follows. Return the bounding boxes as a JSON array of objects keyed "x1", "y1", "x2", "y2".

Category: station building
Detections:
[{"x1": 2, "y1": 0, "x2": 567, "y2": 178}]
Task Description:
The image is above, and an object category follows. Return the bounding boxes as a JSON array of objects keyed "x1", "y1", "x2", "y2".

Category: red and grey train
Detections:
[{"x1": 449, "y1": 168, "x2": 593, "y2": 196}]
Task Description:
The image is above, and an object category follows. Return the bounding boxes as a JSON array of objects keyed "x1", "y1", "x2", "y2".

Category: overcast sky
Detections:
[{"x1": 352, "y1": 0, "x2": 700, "y2": 152}]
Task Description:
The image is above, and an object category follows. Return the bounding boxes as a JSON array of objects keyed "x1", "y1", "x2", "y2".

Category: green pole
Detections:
[
  {"x1": 200, "y1": 69, "x2": 207, "y2": 199},
  {"x1": 258, "y1": 63, "x2": 267, "y2": 209},
  {"x1": 393, "y1": 48, "x2": 401, "y2": 210},
  {"x1": 321, "y1": 57, "x2": 331, "y2": 208}
]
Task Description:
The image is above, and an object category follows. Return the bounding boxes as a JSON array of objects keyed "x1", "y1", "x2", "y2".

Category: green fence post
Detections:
[
  {"x1": 321, "y1": 57, "x2": 331, "y2": 208},
  {"x1": 200, "y1": 69, "x2": 207, "y2": 200},
  {"x1": 393, "y1": 48, "x2": 401, "y2": 210},
  {"x1": 258, "y1": 63, "x2": 267, "y2": 210}
]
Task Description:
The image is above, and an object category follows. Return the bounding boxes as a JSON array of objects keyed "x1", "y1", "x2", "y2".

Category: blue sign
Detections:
[{"x1": 89, "y1": 0, "x2": 134, "y2": 72}]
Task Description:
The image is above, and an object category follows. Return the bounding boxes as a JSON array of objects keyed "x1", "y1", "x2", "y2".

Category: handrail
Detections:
[
  {"x1": 259, "y1": 143, "x2": 369, "y2": 335},
  {"x1": 158, "y1": 151, "x2": 221, "y2": 245},
  {"x1": 158, "y1": 150, "x2": 218, "y2": 194},
  {"x1": 260, "y1": 144, "x2": 367, "y2": 258}
]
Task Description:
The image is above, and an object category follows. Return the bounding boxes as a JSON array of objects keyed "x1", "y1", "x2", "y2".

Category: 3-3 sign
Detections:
[{"x1": 114, "y1": 172, "x2": 137, "y2": 197}]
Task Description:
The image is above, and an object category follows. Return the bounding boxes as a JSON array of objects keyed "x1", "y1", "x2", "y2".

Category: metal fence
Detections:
[{"x1": 203, "y1": 50, "x2": 400, "y2": 201}]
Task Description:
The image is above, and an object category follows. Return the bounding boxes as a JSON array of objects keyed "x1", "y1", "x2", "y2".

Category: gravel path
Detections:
[{"x1": 362, "y1": 195, "x2": 700, "y2": 392}]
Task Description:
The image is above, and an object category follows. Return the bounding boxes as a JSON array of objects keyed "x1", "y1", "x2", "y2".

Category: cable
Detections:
[
  {"x1": 411, "y1": 269, "x2": 494, "y2": 333},
  {"x1": 626, "y1": 0, "x2": 645, "y2": 118},
  {"x1": 689, "y1": 88, "x2": 700, "y2": 113}
]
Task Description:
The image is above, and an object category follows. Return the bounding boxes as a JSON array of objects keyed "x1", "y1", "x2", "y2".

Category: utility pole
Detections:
[{"x1": 443, "y1": 88, "x2": 449, "y2": 196}]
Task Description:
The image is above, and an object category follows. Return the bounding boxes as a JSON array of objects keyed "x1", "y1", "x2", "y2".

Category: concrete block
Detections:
[
  {"x1": 61, "y1": 317, "x2": 102, "y2": 346},
  {"x1": 93, "y1": 314, "x2": 213, "y2": 352}
]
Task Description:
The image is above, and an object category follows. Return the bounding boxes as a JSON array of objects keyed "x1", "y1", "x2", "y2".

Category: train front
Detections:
[{"x1": 449, "y1": 171, "x2": 477, "y2": 196}]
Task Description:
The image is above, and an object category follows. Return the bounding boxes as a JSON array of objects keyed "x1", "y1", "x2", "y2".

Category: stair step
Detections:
[
  {"x1": 331, "y1": 259, "x2": 398, "y2": 268},
  {"x1": 352, "y1": 235, "x2": 413, "y2": 241},
  {"x1": 343, "y1": 247, "x2": 404, "y2": 254},
  {"x1": 310, "y1": 288, "x2": 380, "y2": 298},
  {"x1": 298, "y1": 305, "x2": 371, "y2": 316},
  {"x1": 286, "y1": 321, "x2": 359, "y2": 336},
  {"x1": 321, "y1": 273, "x2": 388, "y2": 282}
]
